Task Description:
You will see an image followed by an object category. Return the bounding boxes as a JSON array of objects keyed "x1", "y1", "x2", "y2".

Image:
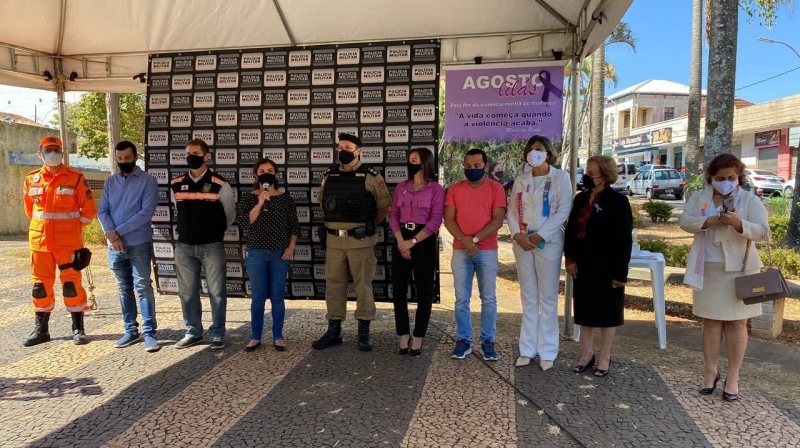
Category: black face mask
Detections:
[
  {"x1": 257, "y1": 173, "x2": 276, "y2": 188},
  {"x1": 118, "y1": 161, "x2": 136, "y2": 174},
  {"x1": 338, "y1": 149, "x2": 356, "y2": 165},
  {"x1": 494, "y1": 171, "x2": 504, "y2": 180},
  {"x1": 186, "y1": 154, "x2": 206, "y2": 170},
  {"x1": 582, "y1": 174, "x2": 598, "y2": 189},
  {"x1": 407, "y1": 163, "x2": 422, "y2": 177}
]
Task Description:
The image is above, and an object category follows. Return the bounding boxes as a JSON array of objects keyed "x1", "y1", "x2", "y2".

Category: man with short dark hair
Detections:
[
  {"x1": 312, "y1": 133, "x2": 392, "y2": 351},
  {"x1": 98, "y1": 141, "x2": 160, "y2": 352},
  {"x1": 171, "y1": 139, "x2": 236, "y2": 350},
  {"x1": 444, "y1": 148, "x2": 506, "y2": 361}
]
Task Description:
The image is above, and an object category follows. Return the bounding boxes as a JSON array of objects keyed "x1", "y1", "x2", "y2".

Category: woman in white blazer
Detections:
[
  {"x1": 507, "y1": 135, "x2": 573, "y2": 370},
  {"x1": 680, "y1": 154, "x2": 768, "y2": 402}
]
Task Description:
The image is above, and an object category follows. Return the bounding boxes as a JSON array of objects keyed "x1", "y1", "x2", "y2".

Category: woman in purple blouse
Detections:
[{"x1": 389, "y1": 147, "x2": 445, "y2": 357}]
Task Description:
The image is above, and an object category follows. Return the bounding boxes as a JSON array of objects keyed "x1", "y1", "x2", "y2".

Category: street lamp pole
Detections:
[
  {"x1": 759, "y1": 37, "x2": 800, "y2": 248},
  {"x1": 757, "y1": 37, "x2": 800, "y2": 58}
]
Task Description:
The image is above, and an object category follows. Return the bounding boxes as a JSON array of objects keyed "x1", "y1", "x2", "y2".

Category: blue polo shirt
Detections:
[{"x1": 98, "y1": 167, "x2": 159, "y2": 247}]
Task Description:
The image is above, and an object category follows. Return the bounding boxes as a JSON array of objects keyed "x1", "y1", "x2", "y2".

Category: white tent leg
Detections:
[
  {"x1": 57, "y1": 84, "x2": 70, "y2": 166},
  {"x1": 563, "y1": 55, "x2": 581, "y2": 338}
]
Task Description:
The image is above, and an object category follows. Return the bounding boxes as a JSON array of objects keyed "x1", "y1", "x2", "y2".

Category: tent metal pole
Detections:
[
  {"x1": 57, "y1": 83, "x2": 70, "y2": 167},
  {"x1": 563, "y1": 53, "x2": 581, "y2": 338}
]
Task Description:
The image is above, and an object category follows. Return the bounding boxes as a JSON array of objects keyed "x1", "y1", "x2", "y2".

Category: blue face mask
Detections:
[{"x1": 465, "y1": 168, "x2": 485, "y2": 182}]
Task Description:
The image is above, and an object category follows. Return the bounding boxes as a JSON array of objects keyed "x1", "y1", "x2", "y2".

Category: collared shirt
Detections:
[
  {"x1": 170, "y1": 168, "x2": 236, "y2": 226},
  {"x1": 98, "y1": 167, "x2": 159, "y2": 247},
  {"x1": 389, "y1": 179, "x2": 445, "y2": 236}
]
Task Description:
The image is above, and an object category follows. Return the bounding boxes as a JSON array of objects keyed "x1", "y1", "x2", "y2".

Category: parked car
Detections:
[
  {"x1": 565, "y1": 167, "x2": 585, "y2": 190},
  {"x1": 783, "y1": 178, "x2": 796, "y2": 197},
  {"x1": 628, "y1": 168, "x2": 685, "y2": 200},
  {"x1": 744, "y1": 169, "x2": 785, "y2": 197},
  {"x1": 637, "y1": 164, "x2": 670, "y2": 172},
  {"x1": 612, "y1": 162, "x2": 638, "y2": 192}
]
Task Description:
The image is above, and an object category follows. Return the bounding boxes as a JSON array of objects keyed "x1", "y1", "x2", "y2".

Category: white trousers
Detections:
[{"x1": 513, "y1": 241, "x2": 562, "y2": 361}]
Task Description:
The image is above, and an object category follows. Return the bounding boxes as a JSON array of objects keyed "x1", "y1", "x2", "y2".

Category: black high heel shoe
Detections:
[
  {"x1": 409, "y1": 337, "x2": 423, "y2": 357},
  {"x1": 594, "y1": 358, "x2": 612, "y2": 377},
  {"x1": 722, "y1": 380, "x2": 740, "y2": 402},
  {"x1": 699, "y1": 373, "x2": 720, "y2": 395},
  {"x1": 244, "y1": 341, "x2": 261, "y2": 352},
  {"x1": 398, "y1": 335, "x2": 410, "y2": 355},
  {"x1": 573, "y1": 354, "x2": 595, "y2": 373},
  {"x1": 273, "y1": 341, "x2": 286, "y2": 352}
]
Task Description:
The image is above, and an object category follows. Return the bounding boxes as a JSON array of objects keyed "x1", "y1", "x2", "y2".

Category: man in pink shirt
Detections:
[{"x1": 444, "y1": 148, "x2": 507, "y2": 360}]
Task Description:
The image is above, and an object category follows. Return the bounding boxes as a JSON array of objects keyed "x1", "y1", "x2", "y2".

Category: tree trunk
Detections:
[
  {"x1": 589, "y1": 45, "x2": 606, "y2": 157},
  {"x1": 686, "y1": 0, "x2": 703, "y2": 175},
  {"x1": 703, "y1": 0, "x2": 738, "y2": 162},
  {"x1": 106, "y1": 93, "x2": 121, "y2": 172},
  {"x1": 788, "y1": 158, "x2": 800, "y2": 248}
]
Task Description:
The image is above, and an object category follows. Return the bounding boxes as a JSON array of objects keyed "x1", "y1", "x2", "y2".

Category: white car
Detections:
[
  {"x1": 784, "y1": 178, "x2": 796, "y2": 197},
  {"x1": 628, "y1": 168, "x2": 685, "y2": 200}
]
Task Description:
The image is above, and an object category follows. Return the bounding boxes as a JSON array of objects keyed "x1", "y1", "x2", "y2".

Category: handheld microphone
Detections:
[{"x1": 262, "y1": 182, "x2": 271, "y2": 210}]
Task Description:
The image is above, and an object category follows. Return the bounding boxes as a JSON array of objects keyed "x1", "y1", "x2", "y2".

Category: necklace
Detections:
[{"x1": 413, "y1": 182, "x2": 425, "y2": 192}]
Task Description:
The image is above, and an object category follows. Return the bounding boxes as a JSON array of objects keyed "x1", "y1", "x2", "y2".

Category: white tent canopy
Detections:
[{"x1": 0, "y1": 0, "x2": 632, "y2": 93}]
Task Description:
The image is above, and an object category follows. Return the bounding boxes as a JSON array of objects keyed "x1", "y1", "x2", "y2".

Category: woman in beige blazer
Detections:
[{"x1": 680, "y1": 154, "x2": 768, "y2": 402}]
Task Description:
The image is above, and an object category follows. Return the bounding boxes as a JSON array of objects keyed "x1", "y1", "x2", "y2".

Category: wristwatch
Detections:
[
  {"x1": 472, "y1": 236, "x2": 479, "y2": 244},
  {"x1": 411, "y1": 238, "x2": 418, "y2": 245}
]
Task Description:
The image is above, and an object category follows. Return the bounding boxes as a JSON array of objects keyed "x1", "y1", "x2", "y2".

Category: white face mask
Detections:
[
  {"x1": 712, "y1": 179, "x2": 737, "y2": 196},
  {"x1": 41, "y1": 151, "x2": 63, "y2": 167},
  {"x1": 527, "y1": 150, "x2": 548, "y2": 168}
]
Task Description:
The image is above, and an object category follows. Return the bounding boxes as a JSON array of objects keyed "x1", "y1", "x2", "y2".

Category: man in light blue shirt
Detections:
[{"x1": 98, "y1": 141, "x2": 160, "y2": 352}]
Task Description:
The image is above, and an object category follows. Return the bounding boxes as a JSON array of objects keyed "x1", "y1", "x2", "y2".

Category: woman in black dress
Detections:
[{"x1": 564, "y1": 155, "x2": 633, "y2": 377}]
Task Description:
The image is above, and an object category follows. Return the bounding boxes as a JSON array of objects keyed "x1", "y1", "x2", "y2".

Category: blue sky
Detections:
[{"x1": 606, "y1": 1, "x2": 800, "y2": 104}]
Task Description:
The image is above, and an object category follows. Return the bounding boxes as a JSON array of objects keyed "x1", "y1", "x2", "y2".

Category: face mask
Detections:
[
  {"x1": 523, "y1": 163, "x2": 533, "y2": 173},
  {"x1": 118, "y1": 161, "x2": 136, "y2": 174},
  {"x1": 257, "y1": 172, "x2": 276, "y2": 188},
  {"x1": 338, "y1": 149, "x2": 356, "y2": 165},
  {"x1": 186, "y1": 154, "x2": 206, "y2": 170},
  {"x1": 407, "y1": 163, "x2": 422, "y2": 177},
  {"x1": 712, "y1": 179, "x2": 738, "y2": 196},
  {"x1": 582, "y1": 174, "x2": 600, "y2": 188},
  {"x1": 494, "y1": 170, "x2": 504, "y2": 179},
  {"x1": 42, "y1": 151, "x2": 62, "y2": 167},
  {"x1": 465, "y1": 169, "x2": 485, "y2": 183},
  {"x1": 527, "y1": 150, "x2": 548, "y2": 168}
]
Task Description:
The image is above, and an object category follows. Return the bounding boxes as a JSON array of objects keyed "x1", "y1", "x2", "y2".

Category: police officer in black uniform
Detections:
[{"x1": 312, "y1": 133, "x2": 392, "y2": 351}]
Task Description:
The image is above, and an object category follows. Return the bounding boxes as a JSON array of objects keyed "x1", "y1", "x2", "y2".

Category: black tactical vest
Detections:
[
  {"x1": 170, "y1": 170, "x2": 228, "y2": 245},
  {"x1": 322, "y1": 164, "x2": 378, "y2": 223}
]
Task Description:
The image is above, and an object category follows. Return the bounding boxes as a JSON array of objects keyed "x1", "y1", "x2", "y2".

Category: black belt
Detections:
[
  {"x1": 401, "y1": 223, "x2": 424, "y2": 231},
  {"x1": 326, "y1": 227, "x2": 366, "y2": 237}
]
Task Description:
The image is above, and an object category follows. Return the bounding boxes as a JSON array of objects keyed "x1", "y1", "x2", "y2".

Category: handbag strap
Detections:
[{"x1": 741, "y1": 225, "x2": 774, "y2": 275}]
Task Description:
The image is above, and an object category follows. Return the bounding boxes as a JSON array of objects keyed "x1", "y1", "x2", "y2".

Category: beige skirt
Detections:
[{"x1": 693, "y1": 262, "x2": 762, "y2": 321}]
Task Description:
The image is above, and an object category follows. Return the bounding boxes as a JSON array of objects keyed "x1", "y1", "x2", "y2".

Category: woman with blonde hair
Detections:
[
  {"x1": 680, "y1": 153, "x2": 768, "y2": 401},
  {"x1": 564, "y1": 155, "x2": 633, "y2": 377},
  {"x1": 506, "y1": 136, "x2": 573, "y2": 370}
]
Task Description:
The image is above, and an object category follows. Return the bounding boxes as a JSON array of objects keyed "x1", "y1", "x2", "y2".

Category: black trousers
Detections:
[{"x1": 392, "y1": 225, "x2": 437, "y2": 338}]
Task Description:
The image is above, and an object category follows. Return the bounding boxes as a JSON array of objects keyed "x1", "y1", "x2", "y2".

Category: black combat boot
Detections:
[
  {"x1": 71, "y1": 312, "x2": 87, "y2": 345},
  {"x1": 357, "y1": 320, "x2": 372, "y2": 352},
  {"x1": 311, "y1": 319, "x2": 343, "y2": 350},
  {"x1": 23, "y1": 312, "x2": 51, "y2": 347}
]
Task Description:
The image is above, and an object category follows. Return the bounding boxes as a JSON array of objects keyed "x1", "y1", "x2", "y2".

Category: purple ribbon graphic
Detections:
[{"x1": 539, "y1": 70, "x2": 563, "y2": 102}]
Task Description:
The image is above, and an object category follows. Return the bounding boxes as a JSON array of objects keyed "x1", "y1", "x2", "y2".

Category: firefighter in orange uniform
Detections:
[{"x1": 22, "y1": 136, "x2": 98, "y2": 346}]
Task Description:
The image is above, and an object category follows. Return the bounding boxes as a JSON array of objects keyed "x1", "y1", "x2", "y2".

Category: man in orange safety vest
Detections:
[{"x1": 22, "y1": 136, "x2": 98, "y2": 346}]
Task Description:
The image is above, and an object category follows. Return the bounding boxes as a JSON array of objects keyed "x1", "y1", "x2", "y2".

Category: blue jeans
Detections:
[
  {"x1": 175, "y1": 241, "x2": 227, "y2": 339},
  {"x1": 244, "y1": 248, "x2": 291, "y2": 341},
  {"x1": 108, "y1": 242, "x2": 157, "y2": 336},
  {"x1": 451, "y1": 249, "x2": 499, "y2": 343}
]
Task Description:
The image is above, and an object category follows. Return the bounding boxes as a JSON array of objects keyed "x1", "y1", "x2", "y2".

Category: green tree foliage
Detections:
[{"x1": 53, "y1": 93, "x2": 145, "y2": 160}]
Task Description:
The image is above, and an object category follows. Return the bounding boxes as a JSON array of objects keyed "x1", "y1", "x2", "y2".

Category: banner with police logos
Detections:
[{"x1": 145, "y1": 41, "x2": 441, "y2": 303}]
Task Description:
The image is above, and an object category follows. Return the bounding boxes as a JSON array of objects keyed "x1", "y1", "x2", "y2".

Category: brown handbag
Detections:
[{"x1": 734, "y1": 232, "x2": 790, "y2": 305}]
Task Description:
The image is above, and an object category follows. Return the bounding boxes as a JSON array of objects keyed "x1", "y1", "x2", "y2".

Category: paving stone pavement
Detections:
[{"x1": 2, "y1": 239, "x2": 800, "y2": 447}]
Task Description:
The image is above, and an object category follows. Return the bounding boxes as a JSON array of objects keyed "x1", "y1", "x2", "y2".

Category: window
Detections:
[
  {"x1": 617, "y1": 164, "x2": 626, "y2": 175},
  {"x1": 623, "y1": 112, "x2": 630, "y2": 129},
  {"x1": 643, "y1": 171, "x2": 651, "y2": 180},
  {"x1": 627, "y1": 164, "x2": 637, "y2": 175},
  {"x1": 664, "y1": 107, "x2": 675, "y2": 121}
]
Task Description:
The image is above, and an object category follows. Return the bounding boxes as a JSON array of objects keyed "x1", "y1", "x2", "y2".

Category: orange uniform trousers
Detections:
[{"x1": 31, "y1": 250, "x2": 87, "y2": 313}]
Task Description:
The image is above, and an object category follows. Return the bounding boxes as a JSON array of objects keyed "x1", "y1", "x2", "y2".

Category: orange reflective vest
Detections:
[{"x1": 23, "y1": 165, "x2": 98, "y2": 252}]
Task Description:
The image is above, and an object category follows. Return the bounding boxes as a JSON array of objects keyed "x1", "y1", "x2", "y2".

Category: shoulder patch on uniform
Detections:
[
  {"x1": 171, "y1": 175, "x2": 186, "y2": 184},
  {"x1": 26, "y1": 168, "x2": 40, "y2": 177},
  {"x1": 368, "y1": 168, "x2": 379, "y2": 176},
  {"x1": 211, "y1": 177, "x2": 226, "y2": 186}
]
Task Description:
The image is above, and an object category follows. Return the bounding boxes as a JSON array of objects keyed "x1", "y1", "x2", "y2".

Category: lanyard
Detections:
[{"x1": 518, "y1": 176, "x2": 552, "y2": 233}]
